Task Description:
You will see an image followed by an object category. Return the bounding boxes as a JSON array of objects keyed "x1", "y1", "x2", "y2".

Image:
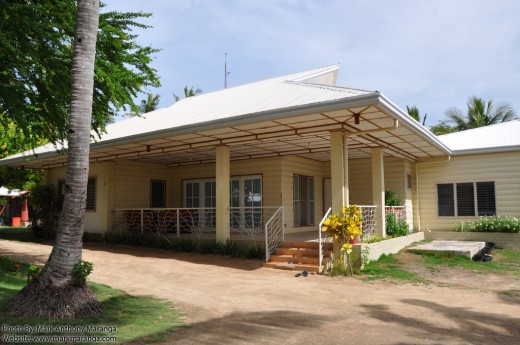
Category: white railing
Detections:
[
  {"x1": 112, "y1": 208, "x2": 216, "y2": 238},
  {"x1": 385, "y1": 206, "x2": 406, "y2": 222},
  {"x1": 229, "y1": 207, "x2": 282, "y2": 240},
  {"x1": 264, "y1": 207, "x2": 284, "y2": 262},
  {"x1": 112, "y1": 206, "x2": 285, "y2": 241},
  {"x1": 318, "y1": 207, "x2": 332, "y2": 274}
]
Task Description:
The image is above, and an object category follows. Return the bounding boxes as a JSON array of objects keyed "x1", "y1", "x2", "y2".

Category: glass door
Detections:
[{"x1": 243, "y1": 176, "x2": 262, "y2": 230}]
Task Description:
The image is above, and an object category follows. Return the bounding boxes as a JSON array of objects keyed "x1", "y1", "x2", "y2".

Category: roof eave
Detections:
[
  {"x1": 450, "y1": 145, "x2": 520, "y2": 156},
  {"x1": 376, "y1": 95, "x2": 453, "y2": 156}
]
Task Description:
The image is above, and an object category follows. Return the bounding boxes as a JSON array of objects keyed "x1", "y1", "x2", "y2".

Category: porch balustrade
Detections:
[{"x1": 112, "y1": 206, "x2": 283, "y2": 241}]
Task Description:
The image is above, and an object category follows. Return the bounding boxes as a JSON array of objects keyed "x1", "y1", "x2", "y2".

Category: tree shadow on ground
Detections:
[
  {"x1": 128, "y1": 310, "x2": 334, "y2": 345},
  {"x1": 361, "y1": 298, "x2": 520, "y2": 345}
]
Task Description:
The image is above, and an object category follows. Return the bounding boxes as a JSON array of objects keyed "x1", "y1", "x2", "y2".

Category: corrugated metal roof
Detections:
[
  {"x1": 438, "y1": 121, "x2": 520, "y2": 154},
  {"x1": 0, "y1": 64, "x2": 454, "y2": 167},
  {"x1": 2, "y1": 64, "x2": 371, "y2": 160}
]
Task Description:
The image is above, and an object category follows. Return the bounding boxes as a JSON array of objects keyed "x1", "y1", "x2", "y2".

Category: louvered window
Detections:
[
  {"x1": 85, "y1": 179, "x2": 96, "y2": 210},
  {"x1": 58, "y1": 178, "x2": 96, "y2": 211},
  {"x1": 437, "y1": 181, "x2": 495, "y2": 217}
]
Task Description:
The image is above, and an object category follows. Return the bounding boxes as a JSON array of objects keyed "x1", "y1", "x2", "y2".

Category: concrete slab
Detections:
[{"x1": 410, "y1": 240, "x2": 486, "y2": 259}]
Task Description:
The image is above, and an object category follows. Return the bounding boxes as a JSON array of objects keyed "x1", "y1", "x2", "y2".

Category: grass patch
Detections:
[
  {"x1": 362, "y1": 254, "x2": 426, "y2": 284},
  {"x1": 0, "y1": 226, "x2": 37, "y2": 243},
  {"x1": 417, "y1": 249, "x2": 520, "y2": 276},
  {"x1": 0, "y1": 258, "x2": 186, "y2": 344}
]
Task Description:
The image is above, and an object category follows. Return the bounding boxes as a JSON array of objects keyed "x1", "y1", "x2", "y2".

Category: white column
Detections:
[
  {"x1": 330, "y1": 131, "x2": 349, "y2": 262},
  {"x1": 216, "y1": 145, "x2": 230, "y2": 242},
  {"x1": 330, "y1": 131, "x2": 345, "y2": 213},
  {"x1": 371, "y1": 147, "x2": 386, "y2": 236},
  {"x1": 343, "y1": 135, "x2": 349, "y2": 206}
]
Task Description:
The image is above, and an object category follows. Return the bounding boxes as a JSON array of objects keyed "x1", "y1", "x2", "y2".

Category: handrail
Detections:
[
  {"x1": 318, "y1": 207, "x2": 332, "y2": 274},
  {"x1": 264, "y1": 207, "x2": 284, "y2": 262}
]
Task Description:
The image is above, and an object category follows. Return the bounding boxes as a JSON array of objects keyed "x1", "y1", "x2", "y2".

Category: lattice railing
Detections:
[
  {"x1": 264, "y1": 207, "x2": 284, "y2": 262},
  {"x1": 229, "y1": 207, "x2": 282, "y2": 240},
  {"x1": 112, "y1": 208, "x2": 216, "y2": 238},
  {"x1": 385, "y1": 206, "x2": 406, "y2": 222},
  {"x1": 112, "y1": 206, "x2": 285, "y2": 241}
]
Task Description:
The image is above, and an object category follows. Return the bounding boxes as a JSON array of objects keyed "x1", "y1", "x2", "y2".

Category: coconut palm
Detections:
[
  {"x1": 8, "y1": 0, "x2": 102, "y2": 318},
  {"x1": 446, "y1": 96, "x2": 517, "y2": 131},
  {"x1": 406, "y1": 105, "x2": 427, "y2": 126},
  {"x1": 139, "y1": 93, "x2": 160, "y2": 114},
  {"x1": 173, "y1": 86, "x2": 202, "y2": 102}
]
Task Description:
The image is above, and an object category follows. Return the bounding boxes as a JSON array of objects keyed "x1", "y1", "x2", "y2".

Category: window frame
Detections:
[
  {"x1": 57, "y1": 178, "x2": 96, "y2": 211},
  {"x1": 293, "y1": 174, "x2": 315, "y2": 227},
  {"x1": 436, "y1": 181, "x2": 496, "y2": 217}
]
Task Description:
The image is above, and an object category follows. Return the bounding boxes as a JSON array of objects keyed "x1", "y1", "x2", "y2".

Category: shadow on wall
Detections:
[{"x1": 361, "y1": 298, "x2": 520, "y2": 344}]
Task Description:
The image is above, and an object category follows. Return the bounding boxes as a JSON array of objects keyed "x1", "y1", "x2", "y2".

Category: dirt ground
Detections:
[{"x1": 1, "y1": 240, "x2": 519, "y2": 345}]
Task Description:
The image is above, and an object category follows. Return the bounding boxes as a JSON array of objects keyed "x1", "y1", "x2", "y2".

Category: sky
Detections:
[{"x1": 106, "y1": 0, "x2": 520, "y2": 127}]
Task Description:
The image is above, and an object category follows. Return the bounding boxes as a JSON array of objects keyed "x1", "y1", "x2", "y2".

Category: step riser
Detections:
[
  {"x1": 282, "y1": 241, "x2": 320, "y2": 250},
  {"x1": 275, "y1": 248, "x2": 320, "y2": 257}
]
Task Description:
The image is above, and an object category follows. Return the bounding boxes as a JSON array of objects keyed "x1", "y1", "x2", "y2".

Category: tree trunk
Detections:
[{"x1": 8, "y1": 0, "x2": 102, "y2": 318}]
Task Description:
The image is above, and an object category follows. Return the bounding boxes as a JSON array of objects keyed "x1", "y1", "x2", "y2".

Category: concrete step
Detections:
[
  {"x1": 275, "y1": 248, "x2": 320, "y2": 257},
  {"x1": 281, "y1": 241, "x2": 319, "y2": 250},
  {"x1": 268, "y1": 254, "x2": 320, "y2": 265},
  {"x1": 263, "y1": 262, "x2": 320, "y2": 273}
]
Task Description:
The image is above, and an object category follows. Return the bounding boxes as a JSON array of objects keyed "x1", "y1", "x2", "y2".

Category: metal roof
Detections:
[
  {"x1": 438, "y1": 121, "x2": 520, "y2": 155},
  {"x1": 0, "y1": 64, "x2": 452, "y2": 168}
]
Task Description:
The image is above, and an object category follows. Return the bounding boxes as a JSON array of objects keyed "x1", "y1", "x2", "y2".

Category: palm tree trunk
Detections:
[{"x1": 8, "y1": 0, "x2": 102, "y2": 318}]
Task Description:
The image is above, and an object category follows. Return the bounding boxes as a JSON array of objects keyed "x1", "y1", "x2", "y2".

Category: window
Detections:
[
  {"x1": 150, "y1": 180, "x2": 166, "y2": 208},
  {"x1": 437, "y1": 182, "x2": 495, "y2": 217},
  {"x1": 86, "y1": 179, "x2": 96, "y2": 210},
  {"x1": 293, "y1": 175, "x2": 315, "y2": 226},
  {"x1": 58, "y1": 178, "x2": 96, "y2": 211}
]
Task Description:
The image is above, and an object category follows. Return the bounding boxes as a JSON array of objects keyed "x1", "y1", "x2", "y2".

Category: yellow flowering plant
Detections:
[
  {"x1": 321, "y1": 205, "x2": 363, "y2": 241},
  {"x1": 321, "y1": 205, "x2": 363, "y2": 276}
]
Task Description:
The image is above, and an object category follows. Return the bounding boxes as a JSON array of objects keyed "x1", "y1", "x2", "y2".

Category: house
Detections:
[
  {"x1": 0, "y1": 65, "x2": 518, "y2": 249},
  {"x1": 417, "y1": 121, "x2": 520, "y2": 231}
]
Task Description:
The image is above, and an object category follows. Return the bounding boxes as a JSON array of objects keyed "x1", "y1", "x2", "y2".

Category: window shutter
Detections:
[
  {"x1": 86, "y1": 179, "x2": 96, "y2": 210},
  {"x1": 456, "y1": 183, "x2": 475, "y2": 216},
  {"x1": 437, "y1": 184, "x2": 454, "y2": 216},
  {"x1": 476, "y1": 182, "x2": 496, "y2": 216}
]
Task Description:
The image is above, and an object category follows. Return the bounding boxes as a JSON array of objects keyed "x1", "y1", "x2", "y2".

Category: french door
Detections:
[{"x1": 184, "y1": 175, "x2": 262, "y2": 229}]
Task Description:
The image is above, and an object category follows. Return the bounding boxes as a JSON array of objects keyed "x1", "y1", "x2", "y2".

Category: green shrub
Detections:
[
  {"x1": 361, "y1": 234, "x2": 385, "y2": 243},
  {"x1": 454, "y1": 216, "x2": 520, "y2": 233},
  {"x1": 28, "y1": 184, "x2": 60, "y2": 240},
  {"x1": 385, "y1": 191, "x2": 401, "y2": 206},
  {"x1": 82, "y1": 232, "x2": 104, "y2": 243},
  {"x1": 72, "y1": 260, "x2": 94, "y2": 283},
  {"x1": 385, "y1": 212, "x2": 409, "y2": 237}
]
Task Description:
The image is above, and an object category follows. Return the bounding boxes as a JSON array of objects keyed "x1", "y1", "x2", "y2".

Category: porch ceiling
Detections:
[{"x1": 12, "y1": 101, "x2": 450, "y2": 169}]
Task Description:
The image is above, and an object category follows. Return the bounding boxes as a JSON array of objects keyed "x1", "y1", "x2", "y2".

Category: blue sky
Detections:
[{"x1": 106, "y1": 0, "x2": 520, "y2": 127}]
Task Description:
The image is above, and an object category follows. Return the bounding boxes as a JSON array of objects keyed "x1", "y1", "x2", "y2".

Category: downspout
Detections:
[{"x1": 415, "y1": 156, "x2": 451, "y2": 231}]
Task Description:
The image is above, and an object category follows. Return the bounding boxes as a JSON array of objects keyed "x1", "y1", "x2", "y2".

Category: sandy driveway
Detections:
[{"x1": 1, "y1": 240, "x2": 519, "y2": 345}]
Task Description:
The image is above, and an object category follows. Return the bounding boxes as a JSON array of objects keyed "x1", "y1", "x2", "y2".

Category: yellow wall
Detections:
[
  {"x1": 281, "y1": 156, "x2": 324, "y2": 233},
  {"x1": 113, "y1": 160, "x2": 171, "y2": 208},
  {"x1": 417, "y1": 152, "x2": 520, "y2": 231},
  {"x1": 45, "y1": 162, "x2": 114, "y2": 234}
]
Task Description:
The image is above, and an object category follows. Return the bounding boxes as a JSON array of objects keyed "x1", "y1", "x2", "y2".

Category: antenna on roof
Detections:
[{"x1": 224, "y1": 52, "x2": 230, "y2": 88}]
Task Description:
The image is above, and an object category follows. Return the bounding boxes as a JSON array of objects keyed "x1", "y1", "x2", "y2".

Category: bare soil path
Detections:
[{"x1": 1, "y1": 240, "x2": 519, "y2": 345}]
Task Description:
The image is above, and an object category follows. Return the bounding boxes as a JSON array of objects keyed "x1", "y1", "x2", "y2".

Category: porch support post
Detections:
[
  {"x1": 330, "y1": 131, "x2": 348, "y2": 262},
  {"x1": 371, "y1": 147, "x2": 386, "y2": 236},
  {"x1": 216, "y1": 145, "x2": 230, "y2": 242},
  {"x1": 330, "y1": 131, "x2": 345, "y2": 212}
]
